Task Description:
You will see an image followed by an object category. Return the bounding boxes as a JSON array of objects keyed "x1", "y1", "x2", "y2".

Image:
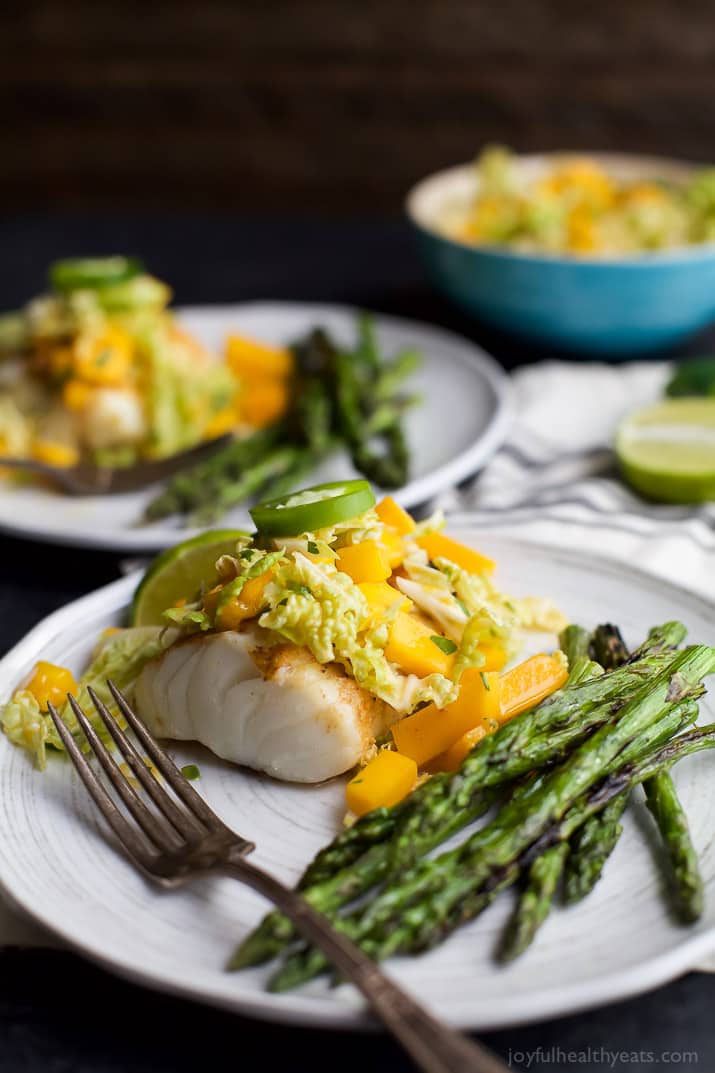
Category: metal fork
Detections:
[
  {"x1": 0, "y1": 433, "x2": 232, "y2": 495},
  {"x1": 47, "y1": 682, "x2": 509, "y2": 1073}
]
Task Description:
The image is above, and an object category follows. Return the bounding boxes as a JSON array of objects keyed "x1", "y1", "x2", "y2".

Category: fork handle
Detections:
[{"x1": 224, "y1": 857, "x2": 508, "y2": 1073}]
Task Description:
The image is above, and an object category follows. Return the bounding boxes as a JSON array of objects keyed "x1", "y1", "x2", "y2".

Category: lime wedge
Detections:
[
  {"x1": 131, "y1": 530, "x2": 249, "y2": 626},
  {"x1": 616, "y1": 399, "x2": 715, "y2": 503}
]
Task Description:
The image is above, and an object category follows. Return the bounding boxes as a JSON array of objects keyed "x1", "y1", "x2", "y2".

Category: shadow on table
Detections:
[{"x1": 0, "y1": 948, "x2": 712, "y2": 1073}]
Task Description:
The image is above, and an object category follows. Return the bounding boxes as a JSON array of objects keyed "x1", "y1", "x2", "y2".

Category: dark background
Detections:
[{"x1": 4, "y1": 0, "x2": 715, "y2": 214}]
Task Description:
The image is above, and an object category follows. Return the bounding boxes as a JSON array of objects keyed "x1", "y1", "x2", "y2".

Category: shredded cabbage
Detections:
[
  {"x1": 1, "y1": 626, "x2": 168, "y2": 769},
  {"x1": 258, "y1": 553, "x2": 457, "y2": 711},
  {"x1": 444, "y1": 146, "x2": 715, "y2": 256}
]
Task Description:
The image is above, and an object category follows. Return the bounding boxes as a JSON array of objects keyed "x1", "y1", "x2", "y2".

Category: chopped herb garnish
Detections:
[
  {"x1": 181, "y1": 764, "x2": 201, "y2": 781},
  {"x1": 287, "y1": 581, "x2": 312, "y2": 598},
  {"x1": 239, "y1": 549, "x2": 254, "y2": 560},
  {"x1": 307, "y1": 540, "x2": 320, "y2": 555},
  {"x1": 430, "y1": 635, "x2": 457, "y2": 655},
  {"x1": 480, "y1": 671, "x2": 491, "y2": 690}
]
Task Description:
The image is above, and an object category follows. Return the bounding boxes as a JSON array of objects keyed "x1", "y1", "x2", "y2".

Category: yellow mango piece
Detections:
[
  {"x1": 457, "y1": 667, "x2": 502, "y2": 722},
  {"x1": 378, "y1": 528, "x2": 406, "y2": 569},
  {"x1": 384, "y1": 612, "x2": 455, "y2": 680},
  {"x1": 478, "y1": 643, "x2": 508, "y2": 672},
  {"x1": 21, "y1": 661, "x2": 78, "y2": 711},
  {"x1": 73, "y1": 328, "x2": 133, "y2": 386},
  {"x1": 62, "y1": 379, "x2": 95, "y2": 412},
  {"x1": 204, "y1": 407, "x2": 238, "y2": 439},
  {"x1": 345, "y1": 751, "x2": 417, "y2": 817},
  {"x1": 375, "y1": 496, "x2": 415, "y2": 536},
  {"x1": 215, "y1": 570, "x2": 275, "y2": 630},
  {"x1": 427, "y1": 724, "x2": 488, "y2": 773},
  {"x1": 31, "y1": 440, "x2": 79, "y2": 468},
  {"x1": 391, "y1": 667, "x2": 500, "y2": 765},
  {"x1": 238, "y1": 380, "x2": 289, "y2": 427},
  {"x1": 499, "y1": 653, "x2": 568, "y2": 724},
  {"x1": 567, "y1": 208, "x2": 600, "y2": 253},
  {"x1": 226, "y1": 334, "x2": 294, "y2": 379},
  {"x1": 416, "y1": 532, "x2": 495, "y2": 575},
  {"x1": 357, "y1": 581, "x2": 411, "y2": 627},
  {"x1": 337, "y1": 542, "x2": 391, "y2": 584}
]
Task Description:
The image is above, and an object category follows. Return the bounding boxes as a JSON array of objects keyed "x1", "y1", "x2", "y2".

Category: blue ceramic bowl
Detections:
[{"x1": 406, "y1": 153, "x2": 715, "y2": 356}]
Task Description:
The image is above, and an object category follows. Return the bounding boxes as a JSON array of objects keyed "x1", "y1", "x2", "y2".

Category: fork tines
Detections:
[{"x1": 47, "y1": 682, "x2": 252, "y2": 873}]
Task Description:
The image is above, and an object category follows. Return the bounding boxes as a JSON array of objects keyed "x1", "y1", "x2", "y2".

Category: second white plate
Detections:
[{"x1": 0, "y1": 302, "x2": 513, "y2": 551}]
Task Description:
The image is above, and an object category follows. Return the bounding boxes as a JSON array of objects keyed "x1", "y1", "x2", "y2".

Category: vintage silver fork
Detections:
[
  {"x1": 0, "y1": 433, "x2": 232, "y2": 495},
  {"x1": 47, "y1": 682, "x2": 509, "y2": 1073}
]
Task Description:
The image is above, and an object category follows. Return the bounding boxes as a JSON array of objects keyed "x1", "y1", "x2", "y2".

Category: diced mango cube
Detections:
[
  {"x1": 345, "y1": 751, "x2": 417, "y2": 817},
  {"x1": 204, "y1": 407, "x2": 238, "y2": 439},
  {"x1": 378, "y1": 528, "x2": 406, "y2": 569},
  {"x1": 375, "y1": 496, "x2": 416, "y2": 536},
  {"x1": 384, "y1": 612, "x2": 455, "y2": 679},
  {"x1": 477, "y1": 643, "x2": 508, "y2": 672},
  {"x1": 416, "y1": 532, "x2": 495, "y2": 575},
  {"x1": 215, "y1": 570, "x2": 275, "y2": 630},
  {"x1": 62, "y1": 379, "x2": 95, "y2": 412},
  {"x1": 427, "y1": 724, "x2": 488, "y2": 773},
  {"x1": 226, "y1": 334, "x2": 294, "y2": 379},
  {"x1": 357, "y1": 581, "x2": 412, "y2": 627},
  {"x1": 391, "y1": 667, "x2": 500, "y2": 765},
  {"x1": 499, "y1": 653, "x2": 568, "y2": 723},
  {"x1": 21, "y1": 661, "x2": 78, "y2": 711},
  {"x1": 337, "y1": 542, "x2": 391, "y2": 584},
  {"x1": 31, "y1": 440, "x2": 80, "y2": 468},
  {"x1": 73, "y1": 328, "x2": 133, "y2": 386},
  {"x1": 238, "y1": 380, "x2": 289, "y2": 427}
]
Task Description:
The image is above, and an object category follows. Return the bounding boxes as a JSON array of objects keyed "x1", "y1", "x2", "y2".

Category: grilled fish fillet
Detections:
[{"x1": 134, "y1": 628, "x2": 397, "y2": 783}]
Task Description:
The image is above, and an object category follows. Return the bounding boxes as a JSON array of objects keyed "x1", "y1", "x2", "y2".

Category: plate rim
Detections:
[
  {"x1": 1, "y1": 532, "x2": 714, "y2": 1030},
  {"x1": 0, "y1": 301, "x2": 514, "y2": 552}
]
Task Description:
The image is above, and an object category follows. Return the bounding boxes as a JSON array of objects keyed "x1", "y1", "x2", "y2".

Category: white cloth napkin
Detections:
[
  {"x1": 4, "y1": 360, "x2": 715, "y2": 971},
  {"x1": 437, "y1": 360, "x2": 715, "y2": 598}
]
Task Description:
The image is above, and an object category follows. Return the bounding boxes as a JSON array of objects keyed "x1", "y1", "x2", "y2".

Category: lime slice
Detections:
[
  {"x1": 131, "y1": 530, "x2": 249, "y2": 626},
  {"x1": 616, "y1": 399, "x2": 715, "y2": 503}
]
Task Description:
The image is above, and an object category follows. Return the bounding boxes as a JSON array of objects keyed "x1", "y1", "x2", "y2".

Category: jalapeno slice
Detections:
[
  {"x1": 250, "y1": 480, "x2": 376, "y2": 537},
  {"x1": 50, "y1": 256, "x2": 144, "y2": 293}
]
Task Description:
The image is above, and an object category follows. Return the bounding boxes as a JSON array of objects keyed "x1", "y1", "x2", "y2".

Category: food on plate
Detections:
[
  {"x1": 134, "y1": 629, "x2": 398, "y2": 783},
  {"x1": 0, "y1": 265, "x2": 420, "y2": 527},
  {"x1": 145, "y1": 314, "x2": 421, "y2": 525},
  {"x1": 5, "y1": 482, "x2": 715, "y2": 984},
  {"x1": 616, "y1": 398, "x2": 715, "y2": 504},
  {"x1": 0, "y1": 257, "x2": 255, "y2": 470},
  {"x1": 233, "y1": 620, "x2": 715, "y2": 987},
  {"x1": 439, "y1": 146, "x2": 715, "y2": 256},
  {"x1": 2, "y1": 482, "x2": 566, "y2": 784}
]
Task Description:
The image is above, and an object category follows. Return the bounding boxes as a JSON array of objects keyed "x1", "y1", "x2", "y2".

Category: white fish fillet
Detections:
[{"x1": 134, "y1": 628, "x2": 397, "y2": 783}]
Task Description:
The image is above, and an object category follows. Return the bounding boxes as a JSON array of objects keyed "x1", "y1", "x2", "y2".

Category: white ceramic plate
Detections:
[
  {"x1": 0, "y1": 303, "x2": 512, "y2": 552},
  {"x1": 1, "y1": 532, "x2": 715, "y2": 1029}
]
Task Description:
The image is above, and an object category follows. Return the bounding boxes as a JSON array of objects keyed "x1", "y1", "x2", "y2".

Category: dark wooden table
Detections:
[{"x1": 0, "y1": 213, "x2": 713, "y2": 1073}]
